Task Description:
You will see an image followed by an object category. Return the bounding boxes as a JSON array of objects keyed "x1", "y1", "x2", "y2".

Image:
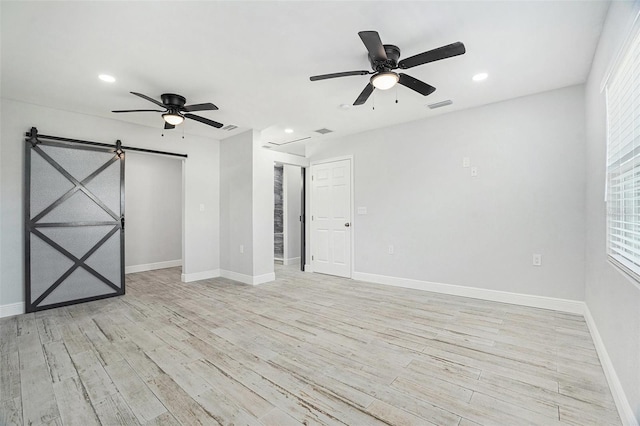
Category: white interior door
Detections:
[{"x1": 311, "y1": 159, "x2": 351, "y2": 277}]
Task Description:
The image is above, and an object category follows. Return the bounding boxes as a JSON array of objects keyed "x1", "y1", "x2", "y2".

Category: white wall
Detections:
[
  {"x1": 0, "y1": 99, "x2": 220, "y2": 309},
  {"x1": 125, "y1": 152, "x2": 182, "y2": 271},
  {"x1": 283, "y1": 164, "x2": 302, "y2": 264},
  {"x1": 251, "y1": 131, "x2": 276, "y2": 282},
  {"x1": 584, "y1": 1, "x2": 640, "y2": 423},
  {"x1": 306, "y1": 85, "x2": 586, "y2": 301},
  {"x1": 219, "y1": 131, "x2": 254, "y2": 277}
]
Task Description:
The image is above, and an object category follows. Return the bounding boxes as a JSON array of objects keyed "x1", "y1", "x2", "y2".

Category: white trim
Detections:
[
  {"x1": 584, "y1": 306, "x2": 638, "y2": 426},
  {"x1": 221, "y1": 270, "x2": 254, "y2": 285},
  {"x1": 351, "y1": 271, "x2": 585, "y2": 314},
  {"x1": 181, "y1": 269, "x2": 221, "y2": 283},
  {"x1": 304, "y1": 264, "x2": 314, "y2": 272},
  {"x1": 252, "y1": 272, "x2": 276, "y2": 285},
  {"x1": 0, "y1": 302, "x2": 25, "y2": 318},
  {"x1": 309, "y1": 155, "x2": 354, "y2": 167},
  {"x1": 600, "y1": 7, "x2": 640, "y2": 92},
  {"x1": 125, "y1": 259, "x2": 182, "y2": 274},
  {"x1": 283, "y1": 257, "x2": 301, "y2": 266},
  {"x1": 220, "y1": 270, "x2": 275, "y2": 286}
]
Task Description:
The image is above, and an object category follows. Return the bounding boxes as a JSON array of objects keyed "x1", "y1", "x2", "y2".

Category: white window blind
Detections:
[{"x1": 606, "y1": 26, "x2": 640, "y2": 280}]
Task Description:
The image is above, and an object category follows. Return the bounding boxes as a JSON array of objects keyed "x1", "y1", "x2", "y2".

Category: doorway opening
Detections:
[
  {"x1": 124, "y1": 152, "x2": 184, "y2": 276},
  {"x1": 273, "y1": 163, "x2": 305, "y2": 274}
]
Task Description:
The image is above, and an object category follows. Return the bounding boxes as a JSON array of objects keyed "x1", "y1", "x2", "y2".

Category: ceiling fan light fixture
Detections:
[
  {"x1": 163, "y1": 112, "x2": 184, "y2": 126},
  {"x1": 371, "y1": 71, "x2": 399, "y2": 90}
]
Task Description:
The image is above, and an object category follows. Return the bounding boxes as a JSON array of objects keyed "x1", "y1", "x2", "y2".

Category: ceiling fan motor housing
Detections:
[
  {"x1": 369, "y1": 44, "x2": 401, "y2": 71},
  {"x1": 161, "y1": 93, "x2": 187, "y2": 108}
]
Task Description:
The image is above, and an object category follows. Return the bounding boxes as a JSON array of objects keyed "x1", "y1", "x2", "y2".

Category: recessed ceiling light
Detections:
[
  {"x1": 339, "y1": 103, "x2": 351, "y2": 110},
  {"x1": 98, "y1": 74, "x2": 116, "y2": 83},
  {"x1": 472, "y1": 72, "x2": 488, "y2": 82},
  {"x1": 284, "y1": 128, "x2": 294, "y2": 134}
]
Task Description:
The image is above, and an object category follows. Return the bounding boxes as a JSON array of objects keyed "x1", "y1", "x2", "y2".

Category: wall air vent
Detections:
[
  {"x1": 314, "y1": 128, "x2": 333, "y2": 135},
  {"x1": 221, "y1": 124, "x2": 238, "y2": 131},
  {"x1": 427, "y1": 100, "x2": 453, "y2": 109}
]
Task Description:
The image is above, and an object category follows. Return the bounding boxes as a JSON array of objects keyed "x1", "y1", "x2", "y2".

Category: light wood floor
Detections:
[{"x1": 0, "y1": 265, "x2": 621, "y2": 425}]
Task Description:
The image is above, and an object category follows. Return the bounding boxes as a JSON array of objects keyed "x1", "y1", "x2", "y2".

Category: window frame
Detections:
[{"x1": 605, "y1": 13, "x2": 640, "y2": 286}]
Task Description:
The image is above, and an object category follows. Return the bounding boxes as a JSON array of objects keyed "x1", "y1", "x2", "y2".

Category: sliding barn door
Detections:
[{"x1": 25, "y1": 140, "x2": 125, "y2": 312}]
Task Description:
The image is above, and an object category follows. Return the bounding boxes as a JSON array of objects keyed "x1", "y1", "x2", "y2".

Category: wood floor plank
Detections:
[
  {"x1": 43, "y1": 341, "x2": 78, "y2": 383},
  {"x1": 69, "y1": 349, "x2": 119, "y2": 404},
  {"x1": 93, "y1": 392, "x2": 141, "y2": 426},
  {"x1": 0, "y1": 397, "x2": 23, "y2": 426},
  {"x1": 52, "y1": 376, "x2": 101, "y2": 426},
  {"x1": 18, "y1": 318, "x2": 61, "y2": 425},
  {"x1": 0, "y1": 351, "x2": 21, "y2": 402},
  {"x1": 0, "y1": 316, "x2": 18, "y2": 355},
  {"x1": 145, "y1": 372, "x2": 221, "y2": 426},
  {"x1": 105, "y1": 359, "x2": 167, "y2": 423}
]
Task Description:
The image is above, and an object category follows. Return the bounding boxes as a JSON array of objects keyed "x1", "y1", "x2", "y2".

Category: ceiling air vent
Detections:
[
  {"x1": 314, "y1": 128, "x2": 333, "y2": 135},
  {"x1": 221, "y1": 124, "x2": 238, "y2": 131},
  {"x1": 427, "y1": 100, "x2": 453, "y2": 109}
]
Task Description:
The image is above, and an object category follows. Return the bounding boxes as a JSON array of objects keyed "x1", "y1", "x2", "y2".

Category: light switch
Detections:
[
  {"x1": 199, "y1": 204, "x2": 205, "y2": 212},
  {"x1": 471, "y1": 167, "x2": 478, "y2": 177},
  {"x1": 357, "y1": 207, "x2": 368, "y2": 215}
]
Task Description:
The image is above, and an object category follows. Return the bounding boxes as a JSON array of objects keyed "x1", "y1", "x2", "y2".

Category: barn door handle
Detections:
[{"x1": 345, "y1": 222, "x2": 350, "y2": 227}]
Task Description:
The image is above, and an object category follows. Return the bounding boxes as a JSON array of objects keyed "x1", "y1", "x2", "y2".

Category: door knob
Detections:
[{"x1": 345, "y1": 222, "x2": 350, "y2": 227}]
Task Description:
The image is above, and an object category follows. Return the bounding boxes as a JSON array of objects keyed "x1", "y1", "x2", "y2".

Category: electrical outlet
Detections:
[
  {"x1": 463, "y1": 157, "x2": 470, "y2": 168},
  {"x1": 199, "y1": 203, "x2": 205, "y2": 212},
  {"x1": 388, "y1": 245, "x2": 394, "y2": 255},
  {"x1": 533, "y1": 254, "x2": 542, "y2": 266},
  {"x1": 471, "y1": 167, "x2": 478, "y2": 177},
  {"x1": 240, "y1": 245, "x2": 244, "y2": 254}
]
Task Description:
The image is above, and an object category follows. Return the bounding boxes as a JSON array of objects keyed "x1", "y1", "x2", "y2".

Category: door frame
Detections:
[{"x1": 309, "y1": 155, "x2": 354, "y2": 278}]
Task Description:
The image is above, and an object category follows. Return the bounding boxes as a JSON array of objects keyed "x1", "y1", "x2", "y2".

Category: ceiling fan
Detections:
[
  {"x1": 310, "y1": 31, "x2": 466, "y2": 106},
  {"x1": 112, "y1": 92, "x2": 223, "y2": 129}
]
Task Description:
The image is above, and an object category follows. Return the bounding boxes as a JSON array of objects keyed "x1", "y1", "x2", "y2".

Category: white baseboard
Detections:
[
  {"x1": 126, "y1": 259, "x2": 182, "y2": 274},
  {"x1": 221, "y1": 270, "x2": 275, "y2": 285},
  {"x1": 283, "y1": 257, "x2": 301, "y2": 266},
  {"x1": 181, "y1": 269, "x2": 221, "y2": 283},
  {"x1": 253, "y1": 272, "x2": 276, "y2": 285},
  {"x1": 304, "y1": 264, "x2": 314, "y2": 273},
  {"x1": 351, "y1": 271, "x2": 585, "y2": 314},
  {"x1": 0, "y1": 302, "x2": 25, "y2": 318},
  {"x1": 584, "y1": 306, "x2": 638, "y2": 426}
]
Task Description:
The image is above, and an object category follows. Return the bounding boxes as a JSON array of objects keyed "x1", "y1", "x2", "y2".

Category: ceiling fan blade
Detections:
[
  {"x1": 184, "y1": 113, "x2": 223, "y2": 128},
  {"x1": 358, "y1": 31, "x2": 387, "y2": 62},
  {"x1": 398, "y1": 42, "x2": 466, "y2": 69},
  {"x1": 130, "y1": 91, "x2": 166, "y2": 108},
  {"x1": 310, "y1": 70, "x2": 371, "y2": 81},
  {"x1": 112, "y1": 109, "x2": 164, "y2": 113},
  {"x1": 398, "y1": 73, "x2": 436, "y2": 96},
  {"x1": 182, "y1": 102, "x2": 219, "y2": 112},
  {"x1": 353, "y1": 83, "x2": 374, "y2": 106},
  {"x1": 164, "y1": 122, "x2": 175, "y2": 130}
]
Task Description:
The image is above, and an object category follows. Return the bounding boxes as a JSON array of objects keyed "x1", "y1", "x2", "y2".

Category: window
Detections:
[{"x1": 606, "y1": 26, "x2": 640, "y2": 281}]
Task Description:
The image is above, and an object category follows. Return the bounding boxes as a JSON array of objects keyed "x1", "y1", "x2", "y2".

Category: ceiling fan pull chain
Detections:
[{"x1": 395, "y1": 86, "x2": 399, "y2": 104}]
